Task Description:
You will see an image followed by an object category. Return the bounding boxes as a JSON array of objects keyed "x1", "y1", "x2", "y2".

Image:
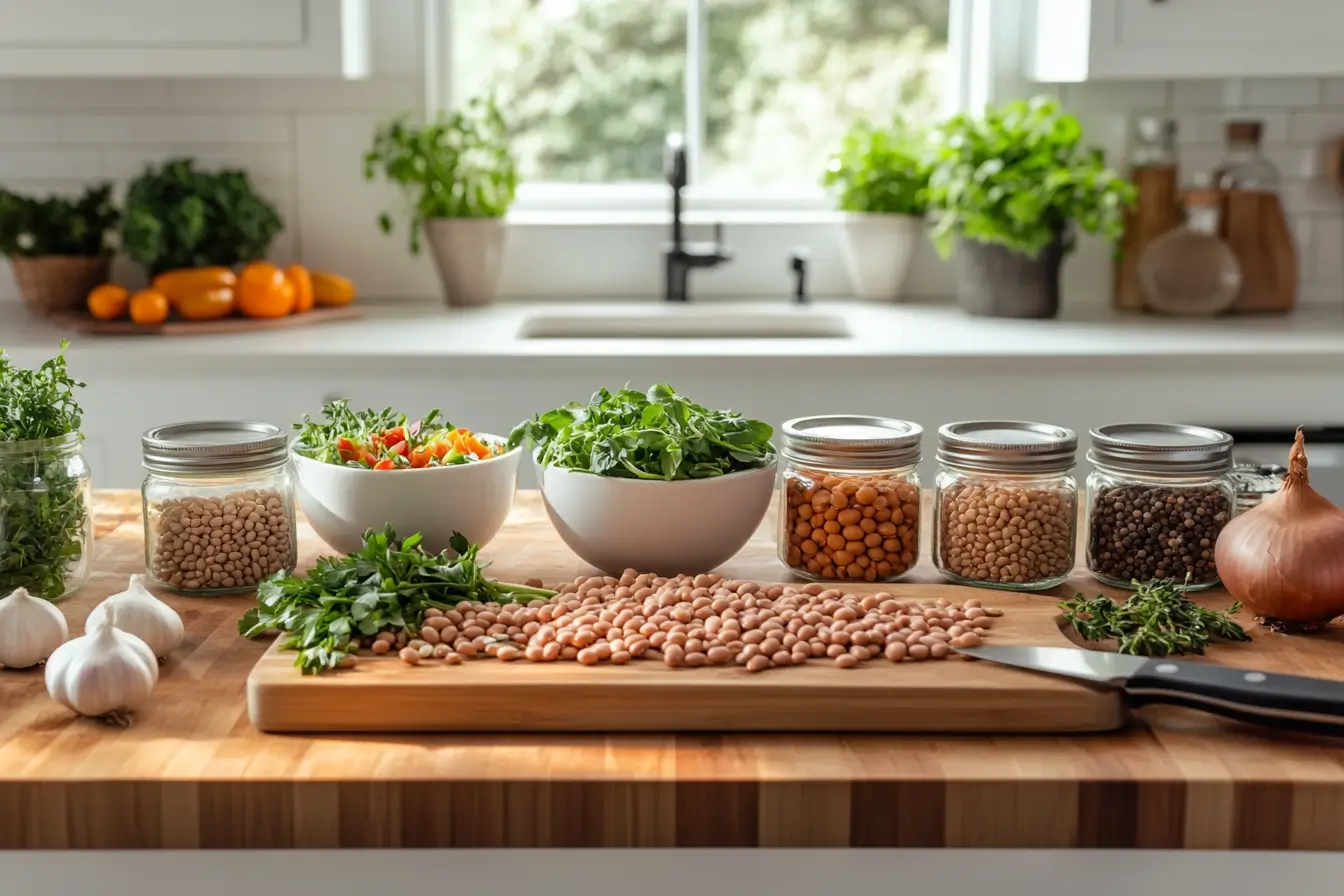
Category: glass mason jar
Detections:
[
  {"x1": 141, "y1": 422, "x2": 297, "y2": 595},
  {"x1": 778, "y1": 415, "x2": 922, "y2": 583},
  {"x1": 934, "y1": 421, "x2": 1078, "y2": 591},
  {"x1": 0, "y1": 432, "x2": 93, "y2": 601},
  {"x1": 1085, "y1": 423, "x2": 1236, "y2": 591}
]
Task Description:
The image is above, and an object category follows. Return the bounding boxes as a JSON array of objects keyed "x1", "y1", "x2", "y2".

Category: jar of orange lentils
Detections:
[{"x1": 777, "y1": 415, "x2": 922, "y2": 583}]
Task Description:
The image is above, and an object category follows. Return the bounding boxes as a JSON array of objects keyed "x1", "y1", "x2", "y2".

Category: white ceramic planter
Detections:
[
  {"x1": 424, "y1": 217, "x2": 508, "y2": 308},
  {"x1": 838, "y1": 212, "x2": 924, "y2": 301},
  {"x1": 291, "y1": 437, "x2": 521, "y2": 555},
  {"x1": 536, "y1": 461, "x2": 778, "y2": 575}
]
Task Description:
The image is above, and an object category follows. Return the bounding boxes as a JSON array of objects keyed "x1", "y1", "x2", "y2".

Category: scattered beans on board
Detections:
[
  {"x1": 936, "y1": 482, "x2": 1075, "y2": 586},
  {"x1": 781, "y1": 473, "x2": 920, "y2": 582},
  {"x1": 1087, "y1": 484, "x2": 1231, "y2": 586},
  {"x1": 147, "y1": 489, "x2": 295, "y2": 592},
  {"x1": 340, "y1": 570, "x2": 1001, "y2": 673}
]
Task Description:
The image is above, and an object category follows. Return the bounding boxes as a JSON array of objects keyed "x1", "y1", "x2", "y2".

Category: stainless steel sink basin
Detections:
[{"x1": 518, "y1": 310, "x2": 851, "y2": 339}]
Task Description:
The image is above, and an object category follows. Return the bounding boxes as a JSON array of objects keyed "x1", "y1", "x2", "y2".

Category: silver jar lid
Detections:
[
  {"x1": 1087, "y1": 423, "x2": 1234, "y2": 477},
  {"x1": 142, "y1": 421, "x2": 289, "y2": 474},
  {"x1": 937, "y1": 420, "x2": 1077, "y2": 474},
  {"x1": 782, "y1": 415, "x2": 922, "y2": 469}
]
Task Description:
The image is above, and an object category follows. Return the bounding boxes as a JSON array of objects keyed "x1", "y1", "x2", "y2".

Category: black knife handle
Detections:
[{"x1": 1125, "y1": 658, "x2": 1344, "y2": 736}]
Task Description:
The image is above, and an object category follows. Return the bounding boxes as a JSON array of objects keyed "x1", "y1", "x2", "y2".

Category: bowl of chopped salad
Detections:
[{"x1": 290, "y1": 399, "x2": 521, "y2": 555}]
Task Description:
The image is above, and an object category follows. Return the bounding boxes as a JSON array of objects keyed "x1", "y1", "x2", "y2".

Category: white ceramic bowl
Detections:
[
  {"x1": 292, "y1": 436, "x2": 521, "y2": 555},
  {"x1": 536, "y1": 460, "x2": 778, "y2": 575}
]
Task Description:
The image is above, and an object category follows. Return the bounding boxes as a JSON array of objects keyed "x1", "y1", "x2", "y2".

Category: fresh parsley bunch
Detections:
[
  {"x1": 927, "y1": 96, "x2": 1135, "y2": 259},
  {"x1": 508, "y1": 384, "x2": 775, "y2": 481},
  {"x1": 1060, "y1": 576, "x2": 1250, "y2": 658},
  {"x1": 239, "y1": 525, "x2": 555, "y2": 674},
  {"x1": 0, "y1": 342, "x2": 90, "y2": 599}
]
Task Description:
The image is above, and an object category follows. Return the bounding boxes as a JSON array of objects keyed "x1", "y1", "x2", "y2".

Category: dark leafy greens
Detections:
[
  {"x1": 0, "y1": 342, "x2": 89, "y2": 599},
  {"x1": 238, "y1": 525, "x2": 555, "y2": 674},
  {"x1": 0, "y1": 183, "x2": 119, "y2": 257},
  {"x1": 1060, "y1": 576, "x2": 1250, "y2": 657},
  {"x1": 508, "y1": 384, "x2": 775, "y2": 481}
]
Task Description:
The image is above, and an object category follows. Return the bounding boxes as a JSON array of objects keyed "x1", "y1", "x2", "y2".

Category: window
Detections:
[{"x1": 449, "y1": 0, "x2": 951, "y2": 193}]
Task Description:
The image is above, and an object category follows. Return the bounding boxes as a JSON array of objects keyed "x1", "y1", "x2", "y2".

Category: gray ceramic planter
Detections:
[{"x1": 955, "y1": 233, "x2": 1067, "y2": 319}]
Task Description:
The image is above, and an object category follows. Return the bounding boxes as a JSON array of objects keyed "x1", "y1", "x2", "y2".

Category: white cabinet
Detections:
[
  {"x1": 1029, "y1": 0, "x2": 1344, "y2": 81},
  {"x1": 0, "y1": 0, "x2": 370, "y2": 78}
]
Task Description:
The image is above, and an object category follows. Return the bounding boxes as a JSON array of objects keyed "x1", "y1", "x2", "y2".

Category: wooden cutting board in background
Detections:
[
  {"x1": 246, "y1": 585, "x2": 1128, "y2": 734},
  {"x1": 49, "y1": 305, "x2": 361, "y2": 336}
]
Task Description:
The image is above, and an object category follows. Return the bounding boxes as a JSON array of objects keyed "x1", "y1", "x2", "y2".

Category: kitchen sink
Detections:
[{"x1": 518, "y1": 309, "x2": 851, "y2": 339}]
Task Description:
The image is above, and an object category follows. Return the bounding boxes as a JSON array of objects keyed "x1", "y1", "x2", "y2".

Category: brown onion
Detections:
[{"x1": 1215, "y1": 430, "x2": 1344, "y2": 630}]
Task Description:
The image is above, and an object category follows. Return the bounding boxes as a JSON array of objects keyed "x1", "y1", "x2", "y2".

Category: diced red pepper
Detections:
[{"x1": 372, "y1": 458, "x2": 396, "y2": 470}]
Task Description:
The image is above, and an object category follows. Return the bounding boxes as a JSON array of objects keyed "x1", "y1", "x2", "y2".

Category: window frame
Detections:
[{"x1": 421, "y1": 0, "x2": 1016, "y2": 220}]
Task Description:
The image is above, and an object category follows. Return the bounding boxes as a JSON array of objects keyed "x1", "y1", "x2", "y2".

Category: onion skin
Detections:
[{"x1": 1215, "y1": 430, "x2": 1344, "y2": 630}]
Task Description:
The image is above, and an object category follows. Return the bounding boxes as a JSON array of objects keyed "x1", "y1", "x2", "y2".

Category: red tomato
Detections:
[
  {"x1": 372, "y1": 459, "x2": 395, "y2": 470},
  {"x1": 383, "y1": 426, "x2": 406, "y2": 444}
]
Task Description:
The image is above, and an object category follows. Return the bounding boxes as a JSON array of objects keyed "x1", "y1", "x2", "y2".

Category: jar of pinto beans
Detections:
[
  {"x1": 934, "y1": 421, "x2": 1078, "y2": 591},
  {"x1": 1085, "y1": 423, "x2": 1236, "y2": 591},
  {"x1": 778, "y1": 415, "x2": 922, "y2": 583}
]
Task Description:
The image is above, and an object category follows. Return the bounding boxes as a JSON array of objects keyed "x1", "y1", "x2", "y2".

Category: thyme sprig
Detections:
[{"x1": 1060, "y1": 575, "x2": 1250, "y2": 657}]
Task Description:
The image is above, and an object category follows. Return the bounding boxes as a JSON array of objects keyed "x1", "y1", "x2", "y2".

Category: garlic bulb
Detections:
[
  {"x1": 0, "y1": 587, "x2": 69, "y2": 669},
  {"x1": 46, "y1": 605, "x2": 158, "y2": 723},
  {"x1": 86, "y1": 574, "x2": 184, "y2": 658}
]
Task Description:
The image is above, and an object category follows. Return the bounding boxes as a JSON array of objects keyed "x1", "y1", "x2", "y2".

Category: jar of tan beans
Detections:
[
  {"x1": 778, "y1": 415, "x2": 922, "y2": 583},
  {"x1": 141, "y1": 422, "x2": 298, "y2": 596},
  {"x1": 933, "y1": 421, "x2": 1078, "y2": 591}
]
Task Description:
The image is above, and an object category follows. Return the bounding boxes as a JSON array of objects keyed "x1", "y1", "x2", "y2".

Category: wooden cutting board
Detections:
[
  {"x1": 246, "y1": 585, "x2": 1128, "y2": 734},
  {"x1": 49, "y1": 305, "x2": 360, "y2": 336}
]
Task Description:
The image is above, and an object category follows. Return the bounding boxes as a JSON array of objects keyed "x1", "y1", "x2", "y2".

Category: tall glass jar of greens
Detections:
[
  {"x1": 0, "y1": 344, "x2": 93, "y2": 601},
  {"x1": 0, "y1": 433, "x2": 94, "y2": 601}
]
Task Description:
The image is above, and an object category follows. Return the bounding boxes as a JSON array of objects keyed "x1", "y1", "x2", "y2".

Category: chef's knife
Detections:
[{"x1": 954, "y1": 644, "x2": 1344, "y2": 735}]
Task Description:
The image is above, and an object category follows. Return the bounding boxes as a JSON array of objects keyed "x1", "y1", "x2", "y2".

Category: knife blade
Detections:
[{"x1": 954, "y1": 644, "x2": 1344, "y2": 735}]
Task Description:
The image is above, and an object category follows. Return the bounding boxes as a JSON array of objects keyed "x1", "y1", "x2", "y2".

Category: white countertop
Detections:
[{"x1": 4, "y1": 299, "x2": 1344, "y2": 375}]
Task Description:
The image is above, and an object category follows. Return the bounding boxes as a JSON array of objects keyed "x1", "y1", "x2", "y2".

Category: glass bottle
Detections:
[
  {"x1": 1213, "y1": 119, "x2": 1297, "y2": 312},
  {"x1": 933, "y1": 421, "x2": 1078, "y2": 592},
  {"x1": 778, "y1": 415, "x2": 921, "y2": 583},
  {"x1": 1115, "y1": 118, "x2": 1180, "y2": 310},
  {"x1": 141, "y1": 422, "x2": 297, "y2": 595},
  {"x1": 1138, "y1": 181, "x2": 1241, "y2": 315},
  {"x1": 1085, "y1": 424, "x2": 1237, "y2": 591},
  {"x1": 0, "y1": 433, "x2": 93, "y2": 601}
]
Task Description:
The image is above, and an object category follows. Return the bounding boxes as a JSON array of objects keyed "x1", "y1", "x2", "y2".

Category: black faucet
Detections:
[{"x1": 663, "y1": 133, "x2": 731, "y2": 302}]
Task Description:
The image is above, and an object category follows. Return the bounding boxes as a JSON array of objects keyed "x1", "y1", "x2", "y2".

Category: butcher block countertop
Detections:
[{"x1": 4, "y1": 491, "x2": 1344, "y2": 851}]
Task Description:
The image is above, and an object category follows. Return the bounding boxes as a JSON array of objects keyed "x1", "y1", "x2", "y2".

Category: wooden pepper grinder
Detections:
[
  {"x1": 1213, "y1": 120, "x2": 1297, "y2": 313},
  {"x1": 1114, "y1": 117, "x2": 1180, "y2": 311}
]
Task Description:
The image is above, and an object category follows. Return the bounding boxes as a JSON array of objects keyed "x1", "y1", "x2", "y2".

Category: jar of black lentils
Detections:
[
  {"x1": 1085, "y1": 423, "x2": 1236, "y2": 591},
  {"x1": 934, "y1": 421, "x2": 1079, "y2": 592}
]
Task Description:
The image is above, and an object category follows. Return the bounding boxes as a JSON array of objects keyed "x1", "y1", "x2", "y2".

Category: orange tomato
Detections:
[
  {"x1": 311, "y1": 271, "x2": 356, "y2": 307},
  {"x1": 152, "y1": 267, "x2": 236, "y2": 308},
  {"x1": 129, "y1": 289, "x2": 170, "y2": 325},
  {"x1": 286, "y1": 264, "x2": 314, "y2": 313},
  {"x1": 235, "y1": 262, "x2": 296, "y2": 319},
  {"x1": 87, "y1": 283, "x2": 130, "y2": 321},
  {"x1": 176, "y1": 286, "x2": 235, "y2": 321}
]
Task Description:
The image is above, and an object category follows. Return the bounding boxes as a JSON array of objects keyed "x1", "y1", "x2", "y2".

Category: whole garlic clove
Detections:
[
  {"x1": 46, "y1": 604, "x2": 158, "y2": 722},
  {"x1": 86, "y1": 574, "x2": 184, "y2": 659},
  {"x1": 0, "y1": 587, "x2": 69, "y2": 669}
]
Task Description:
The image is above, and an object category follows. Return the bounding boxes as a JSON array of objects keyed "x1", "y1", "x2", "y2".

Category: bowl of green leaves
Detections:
[{"x1": 509, "y1": 385, "x2": 777, "y2": 575}]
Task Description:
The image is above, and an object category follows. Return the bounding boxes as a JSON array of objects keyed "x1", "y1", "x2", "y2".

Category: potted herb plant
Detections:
[
  {"x1": 121, "y1": 157, "x2": 284, "y2": 277},
  {"x1": 927, "y1": 96, "x2": 1135, "y2": 319},
  {"x1": 364, "y1": 96, "x2": 519, "y2": 308},
  {"x1": 823, "y1": 118, "x2": 931, "y2": 301},
  {"x1": 0, "y1": 184, "x2": 118, "y2": 317}
]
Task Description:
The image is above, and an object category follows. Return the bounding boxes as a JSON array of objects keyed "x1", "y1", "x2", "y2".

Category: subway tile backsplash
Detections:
[{"x1": 1, "y1": 67, "x2": 1343, "y2": 307}]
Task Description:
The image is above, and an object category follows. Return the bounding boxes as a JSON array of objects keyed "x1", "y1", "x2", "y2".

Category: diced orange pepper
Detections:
[
  {"x1": 431, "y1": 440, "x2": 450, "y2": 459},
  {"x1": 373, "y1": 459, "x2": 395, "y2": 470},
  {"x1": 409, "y1": 448, "x2": 432, "y2": 468}
]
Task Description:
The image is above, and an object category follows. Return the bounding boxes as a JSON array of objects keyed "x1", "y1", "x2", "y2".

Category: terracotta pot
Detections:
[
  {"x1": 838, "y1": 213, "x2": 924, "y2": 300},
  {"x1": 423, "y1": 218, "x2": 508, "y2": 308},
  {"x1": 9, "y1": 255, "x2": 112, "y2": 317}
]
